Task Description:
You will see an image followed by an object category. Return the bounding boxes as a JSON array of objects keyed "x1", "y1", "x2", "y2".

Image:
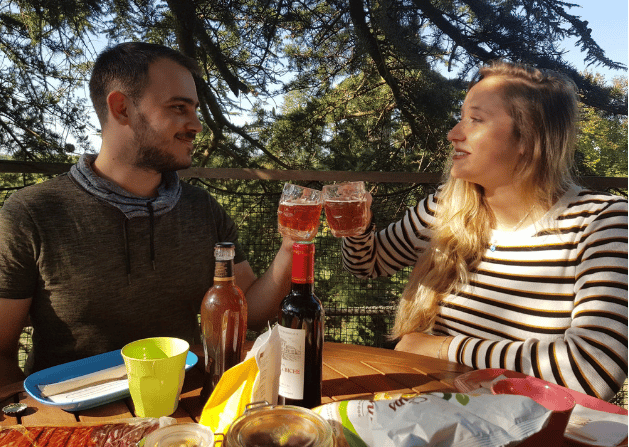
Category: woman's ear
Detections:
[
  {"x1": 517, "y1": 139, "x2": 527, "y2": 156},
  {"x1": 107, "y1": 91, "x2": 131, "y2": 125}
]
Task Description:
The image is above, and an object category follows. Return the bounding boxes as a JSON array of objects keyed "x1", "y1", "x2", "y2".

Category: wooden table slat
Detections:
[
  {"x1": 19, "y1": 395, "x2": 78, "y2": 426},
  {"x1": 77, "y1": 399, "x2": 133, "y2": 423}
]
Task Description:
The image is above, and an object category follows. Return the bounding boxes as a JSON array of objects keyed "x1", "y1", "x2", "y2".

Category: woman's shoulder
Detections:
[{"x1": 565, "y1": 185, "x2": 627, "y2": 211}]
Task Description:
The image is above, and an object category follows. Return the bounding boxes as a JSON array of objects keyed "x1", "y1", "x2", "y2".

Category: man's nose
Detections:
[{"x1": 189, "y1": 111, "x2": 203, "y2": 134}]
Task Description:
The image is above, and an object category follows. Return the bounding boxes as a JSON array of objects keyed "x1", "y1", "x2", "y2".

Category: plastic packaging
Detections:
[{"x1": 313, "y1": 392, "x2": 554, "y2": 447}]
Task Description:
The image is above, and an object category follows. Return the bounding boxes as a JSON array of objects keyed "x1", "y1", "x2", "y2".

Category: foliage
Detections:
[
  {"x1": 0, "y1": 0, "x2": 627, "y2": 174},
  {"x1": 576, "y1": 75, "x2": 628, "y2": 177},
  {"x1": 0, "y1": 0, "x2": 100, "y2": 160}
]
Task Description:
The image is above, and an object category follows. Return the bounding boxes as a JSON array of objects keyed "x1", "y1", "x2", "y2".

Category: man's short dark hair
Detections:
[{"x1": 89, "y1": 42, "x2": 201, "y2": 126}]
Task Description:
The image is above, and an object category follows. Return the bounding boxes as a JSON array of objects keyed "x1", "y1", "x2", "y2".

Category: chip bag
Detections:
[
  {"x1": 313, "y1": 392, "x2": 554, "y2": 447},
  {"x1": 199, "y1": 325, "x2": 281, "y2": 434}
]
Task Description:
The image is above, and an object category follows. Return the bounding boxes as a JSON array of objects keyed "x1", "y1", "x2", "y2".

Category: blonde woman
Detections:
[{"x1": 341, "y1": 61, "x2": 628, "y2": 401}]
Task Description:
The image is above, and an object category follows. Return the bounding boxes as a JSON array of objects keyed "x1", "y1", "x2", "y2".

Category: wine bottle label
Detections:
[{"x1": 277, "y1": 325, "x2": 306, "y2": 400}]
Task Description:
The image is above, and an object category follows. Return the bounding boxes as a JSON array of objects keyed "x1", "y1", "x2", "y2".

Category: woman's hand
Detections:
[{"x1": 394, "y1": 332, "x2": 453, "y2": 359}]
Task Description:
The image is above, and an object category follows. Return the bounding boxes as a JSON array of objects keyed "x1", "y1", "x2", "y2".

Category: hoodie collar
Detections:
[{"x1": 69, "y1": 153, "x2": 182, "y2": 219}]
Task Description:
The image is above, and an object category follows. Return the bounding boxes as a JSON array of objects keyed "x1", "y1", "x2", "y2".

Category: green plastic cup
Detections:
[{"x1": 121, "y1": 337, "x2": 189, "y2": 418}]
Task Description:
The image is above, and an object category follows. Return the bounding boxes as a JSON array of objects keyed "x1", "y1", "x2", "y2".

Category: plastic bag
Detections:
[
  {"x1": 199, "y1": 325, "x2": 281, "y2": 434},
  {"x1": 313, "y1": 392, "x2": 553, "y2": 447}
]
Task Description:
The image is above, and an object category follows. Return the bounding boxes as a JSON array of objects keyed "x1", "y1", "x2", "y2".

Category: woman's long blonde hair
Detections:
[{"x1": 391, "y1": 61, "x2": 580, "y2": 338}]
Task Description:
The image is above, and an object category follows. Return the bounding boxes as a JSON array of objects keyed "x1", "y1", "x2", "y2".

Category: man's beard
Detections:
[{"x1": 133, "y1": 113, "x2": 193, "y2": 173}]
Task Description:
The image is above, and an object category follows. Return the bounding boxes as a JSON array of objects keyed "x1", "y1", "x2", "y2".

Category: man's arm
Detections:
[
  {"x1": 0, "y1": 298, "x2": 31, "y2": 386},
  {"x1": 234, "y1": 238, "x2": 294, "y2": 331}
]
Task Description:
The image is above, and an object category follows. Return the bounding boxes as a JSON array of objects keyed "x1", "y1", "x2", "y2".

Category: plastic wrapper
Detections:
[
  {"x1": 312, "y1": 392, "x2": 553, "y2": 447},
  {"x1": 199, "y1": 324, "x2": 281, "y2": 435},
  {"x1": 0, "y1": 416, "x2": 172, "y2": 447}
]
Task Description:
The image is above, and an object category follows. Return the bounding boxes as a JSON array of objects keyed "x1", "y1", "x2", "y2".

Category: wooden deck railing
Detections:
[{"x1": 0, "y1": 159, "x2": 626, "y2": 191}]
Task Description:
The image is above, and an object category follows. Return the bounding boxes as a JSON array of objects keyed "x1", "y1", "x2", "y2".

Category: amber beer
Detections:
[
  {"x1": 324, "y1": 198, "x2": 368, "y2": 237},
  {"x1": 199, "y1": 242, "x2": 247, "y2": 401},
  {"x1": 277, "y1": 183, "x2": 323, "y2": 241},
  {"x1": 277, "y1": 202, "x2": 323, "y2": 239},
  {"x1": 322, "y1": 182, "x2": 369, "y2": 237}
]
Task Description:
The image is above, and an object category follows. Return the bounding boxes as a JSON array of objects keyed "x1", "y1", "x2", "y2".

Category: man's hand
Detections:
[{"x1": 0, "y1": 298, "x2": 31, "y2": 387}]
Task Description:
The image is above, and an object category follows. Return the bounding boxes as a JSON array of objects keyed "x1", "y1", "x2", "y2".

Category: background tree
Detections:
[
  {"x1": 576, "y1": 75, "x2": 628, "y2": 177},
  {"x1": 0, "y1": 0, "x2": 626, "y2": 175}
]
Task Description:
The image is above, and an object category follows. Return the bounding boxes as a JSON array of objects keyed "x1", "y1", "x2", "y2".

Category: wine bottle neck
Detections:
[
  {"x1": 291, "y1": 243, "x2": 315, "y2": 286},
  {"x1": 290, "y1": 282, "x2": 314, "y2": 295}
]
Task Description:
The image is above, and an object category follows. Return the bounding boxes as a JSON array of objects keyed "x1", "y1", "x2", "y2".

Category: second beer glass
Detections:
[{"x1": 323, "y1": 182, "x2": 369, "y2": 237}]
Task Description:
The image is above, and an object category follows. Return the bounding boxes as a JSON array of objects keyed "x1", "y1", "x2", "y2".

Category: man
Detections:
[{"x1": 0, "y1": 42, "x2": 297, "y2": 386}]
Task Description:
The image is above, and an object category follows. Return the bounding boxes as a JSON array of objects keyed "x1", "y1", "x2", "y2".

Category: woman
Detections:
[{"x1": 341, "y1": 61, "x2": 627, "y2": 401}]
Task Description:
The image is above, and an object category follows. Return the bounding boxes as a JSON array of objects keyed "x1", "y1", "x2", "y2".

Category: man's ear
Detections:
[{"x1": 107, "y1": 91, "x2": 131, "y2": 125}]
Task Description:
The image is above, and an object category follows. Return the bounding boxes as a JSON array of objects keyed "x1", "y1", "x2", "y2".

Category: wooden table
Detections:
[
  {"x1": 0, "y1": 342, "x2": 623, "y2": 446},
  {"x1": 0, "y1": 342, "x2": 470, "y2": 426}
]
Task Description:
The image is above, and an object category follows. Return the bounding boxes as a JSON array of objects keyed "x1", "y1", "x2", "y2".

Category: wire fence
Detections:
[
  {"x1": 3, "y1": 169, "x2": 627, "y2": 407},
  {"x1": 189, "y1": 177, "x2": 430, "y2": 347}
]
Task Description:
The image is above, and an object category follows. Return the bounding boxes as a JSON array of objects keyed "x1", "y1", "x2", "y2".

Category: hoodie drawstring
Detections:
[
  {"x1": 123, "y1": 202, "x2": 156, "y2": 285},
  {"x1": 123, "y1": 218, "x2": 131, "y2": 285},
  {"x1": 148, "y1": 201, "x2": 156, "y2": 271}
]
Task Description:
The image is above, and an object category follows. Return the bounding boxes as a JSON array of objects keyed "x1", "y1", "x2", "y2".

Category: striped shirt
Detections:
[{"x1": 341, "y1": 185, "x2": 628, "y2": 400}]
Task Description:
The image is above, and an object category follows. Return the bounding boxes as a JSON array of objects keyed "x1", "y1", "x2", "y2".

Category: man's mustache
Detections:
[{"x1": 176, "y1": 132, "x2": 197, "y2": 141}]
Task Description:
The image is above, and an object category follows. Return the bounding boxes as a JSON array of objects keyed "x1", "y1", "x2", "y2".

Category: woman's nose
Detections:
[{"x1": 447, "y1": 121, "x2": 463, "y2": 141}]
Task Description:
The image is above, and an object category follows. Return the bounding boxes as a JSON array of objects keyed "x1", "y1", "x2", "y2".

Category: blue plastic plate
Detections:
[{"x1": 23, "y1": 350, "x2": 198, "y2": 412}]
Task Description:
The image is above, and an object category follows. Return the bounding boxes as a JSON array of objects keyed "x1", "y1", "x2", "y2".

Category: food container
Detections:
[
  {"x1": 219, "y1": 403, "x2": 334, "y2": 447},
  {"x1": 143, "y1": 423, "x2": 214, "y2": 447}
]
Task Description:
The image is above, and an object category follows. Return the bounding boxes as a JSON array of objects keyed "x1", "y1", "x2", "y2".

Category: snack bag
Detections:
[
  {"x1": 198, "y1": 356, "x2": 259, "y2": 434},
  {"x1": 313, "y1": 392, "x2": 553, "y2": 447},
  {"x1": 199, "y1": 325, "x2": 281, "y2": 434}
]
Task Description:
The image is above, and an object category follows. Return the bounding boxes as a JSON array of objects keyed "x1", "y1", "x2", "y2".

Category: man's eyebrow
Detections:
[{"x1": 170, "y1": 96, "x2": 200, "y2": 108}]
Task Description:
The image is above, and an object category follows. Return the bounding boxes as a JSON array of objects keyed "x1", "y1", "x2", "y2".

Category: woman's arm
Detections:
[{"x1": 341, "y1": 194, "x2": 437, "y2": 278}]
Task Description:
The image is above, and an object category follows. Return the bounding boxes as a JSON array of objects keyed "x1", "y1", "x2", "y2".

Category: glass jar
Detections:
[
  {"x1": 142, "y1": 423, "x2": 214, "y2": 447},
  {"x1": 220, "y1": 403, "x2": 334, "y2": 447}
]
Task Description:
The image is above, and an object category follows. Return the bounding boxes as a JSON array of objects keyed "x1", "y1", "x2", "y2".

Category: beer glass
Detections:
[
  {"x1": 277, "y1": 183, "x2": 323, "y2": 241},
  {"x1": 323, "y1": 182, "x2": 369, "y2": 237}
]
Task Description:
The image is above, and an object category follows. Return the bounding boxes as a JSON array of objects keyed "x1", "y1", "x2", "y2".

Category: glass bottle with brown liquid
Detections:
[
  {"x1": 200, "y1": 242, "x2": 247, "y2": 401},
  {"x1": 277, "y1": 241, "x2": 324, "y2": 408}
]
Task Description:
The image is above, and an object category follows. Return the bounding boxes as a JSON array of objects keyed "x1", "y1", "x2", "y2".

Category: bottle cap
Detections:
[{"x1": 214, "y1": 242, "x2": 236, "y2": 261}]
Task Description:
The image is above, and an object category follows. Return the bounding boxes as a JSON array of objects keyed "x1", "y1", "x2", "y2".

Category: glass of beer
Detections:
[
  {"x1": 278, "y1": 183, "x2": 323, "y2": 241},
  {"x1": 323, "y1": 181, "x2": 369, "y2": 237}
]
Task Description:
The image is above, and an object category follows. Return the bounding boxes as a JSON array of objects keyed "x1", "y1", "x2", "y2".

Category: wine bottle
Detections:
[
  {"x1": 200, "y1": 242, "x2": 247, "y2": 401},
  {"x1": 278, "y1": 241, "x2": 324, "y2": 408}
]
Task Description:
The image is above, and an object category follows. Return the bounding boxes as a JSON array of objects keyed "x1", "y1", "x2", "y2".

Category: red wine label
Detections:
[
  {"x1": 292, "y1": 243, "x2": 315, "y2": 284},
  {"x1": 278, "y1": 325, "x2": 306, "y2": 400}
]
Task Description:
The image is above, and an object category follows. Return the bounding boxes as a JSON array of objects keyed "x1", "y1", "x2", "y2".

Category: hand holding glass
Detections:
[
  {"x1": 323, "y1": 182, "x2": 369, "y2": 237},
  {"x1": 277, "y1": 183, "x2": 323, "y2": 241}
]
